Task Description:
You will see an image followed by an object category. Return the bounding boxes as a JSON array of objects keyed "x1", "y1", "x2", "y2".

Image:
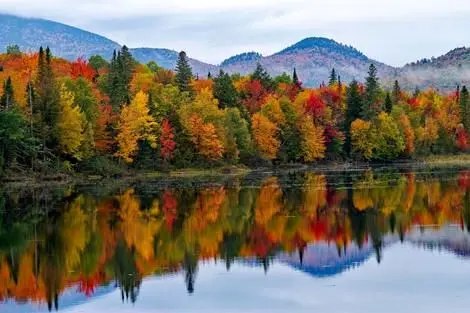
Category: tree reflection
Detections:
[{"x1": 0, "y1": 169, "x2": 469, "y2": 309}]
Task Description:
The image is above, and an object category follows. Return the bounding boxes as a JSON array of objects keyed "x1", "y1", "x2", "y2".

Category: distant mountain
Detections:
[
  {"x1": 0, "y1": 14, "x2": 120, "y2": 59},
  {"x1": 0, "y1": 14, "x2": 468, "y2": 89},
  {"x1": 393, "y1": 47, "x2": 470, "y2": 90},
  {"x1": 220, "y1": 37, "x2": 394, "y2": 87},
  {"x1": 220, "y1": 52, "x2": 263, "y2": 67},
  {"x1": 130, "y1": 47, "x2": 217, "y2": 77}
]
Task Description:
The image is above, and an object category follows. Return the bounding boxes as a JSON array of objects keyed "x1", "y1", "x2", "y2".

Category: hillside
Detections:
[
  {"x1": 0, "y1": 14, "x2": 468, "y2": 89},
  {"x1": 395, "y1": 47, "x2": 470, "y2": 90},
  {"x1": 0, "y1": 14, "x2": 120, "y2": 59},
  {"x1": 219, "y1": 37, "x2": 395, "y2": 87}
]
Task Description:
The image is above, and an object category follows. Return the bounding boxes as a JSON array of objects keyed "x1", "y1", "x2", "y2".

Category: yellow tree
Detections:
[
  {"x1": 350, "y1": 118, "x2": 375, "y2": 160},
  {"x1": 57, "y1": 84, "x2": 85, "y2": 158},
  {"x1": 116, "y1": 91, "x2": 157, "y2": 163},
  {"x1": 186, "y1": 115, "x2": 224, "y2": 160},
  {"x1": 251, "y1": 112, "x2": 280, "y2": 160},
  {"x1": 299, "y1": 116, "x2": 325, "y2": 162}
]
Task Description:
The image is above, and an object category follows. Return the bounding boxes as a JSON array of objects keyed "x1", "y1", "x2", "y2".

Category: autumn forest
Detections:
[{"x1": 0, "y1": 45, "x2": 469, "y2": 176}]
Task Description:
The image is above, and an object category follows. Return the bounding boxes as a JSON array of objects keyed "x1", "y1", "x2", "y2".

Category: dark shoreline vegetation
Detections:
[{"x1": 0, "y1": 44, "x2": 469, "y2": 182}]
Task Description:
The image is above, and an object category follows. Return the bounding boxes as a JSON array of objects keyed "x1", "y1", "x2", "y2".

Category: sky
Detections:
[{"x1": 1, "y1": 0, "x2": 470, "y2": 66}]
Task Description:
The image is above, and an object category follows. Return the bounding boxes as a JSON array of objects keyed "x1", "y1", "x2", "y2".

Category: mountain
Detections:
[
  {"x1": 220, "y1": 37, "x2": 395, "y2": 87},
  {"x1": 394, "y1": 47, "x2": 470, "y2": 90},
  {"x1": 0, "y1": 14, "x2": 120, "y2": 59},
  {"x1": 130, "y1": 47, "x2": 217, "y2": 77},
  {"x1": 0, "y1": 13, "x2": 468, "y2": 89}
]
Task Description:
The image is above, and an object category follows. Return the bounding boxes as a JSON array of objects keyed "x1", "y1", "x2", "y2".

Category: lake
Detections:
[{"x1": 1, "y1": 168, "x2": 470, "y2": 313}]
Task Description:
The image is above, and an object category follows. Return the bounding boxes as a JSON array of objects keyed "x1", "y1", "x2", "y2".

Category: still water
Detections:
[{"x1": 1, "y1": 168, "x2": 470, "y2": 313}]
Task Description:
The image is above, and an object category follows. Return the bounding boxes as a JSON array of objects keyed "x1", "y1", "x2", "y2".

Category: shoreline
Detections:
[{"x1": 2, "y1": 155, "x2": 470, "y2": 188}]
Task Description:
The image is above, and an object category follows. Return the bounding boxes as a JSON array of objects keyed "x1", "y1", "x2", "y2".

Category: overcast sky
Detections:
[{"x1": 1, "y1": 0, "x2": 469, "y2": 66}]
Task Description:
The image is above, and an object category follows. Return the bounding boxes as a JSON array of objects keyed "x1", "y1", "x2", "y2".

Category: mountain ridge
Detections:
[{"x1": 0, "y1": 13, "x2": 469, "y2": 89}]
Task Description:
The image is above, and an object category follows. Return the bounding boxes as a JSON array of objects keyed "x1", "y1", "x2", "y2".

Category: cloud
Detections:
[{"x1": 1, "y1": 0, "x2": 470, "y2": 66}]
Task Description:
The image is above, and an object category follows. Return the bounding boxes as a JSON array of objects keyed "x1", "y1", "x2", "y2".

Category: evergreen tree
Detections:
[
  {"x1": 362, "y1": 64, "x2": 381, "y2": 120},
  {"x1": 175, "y1": 51, "x2": 194, "y2": 95},
  {"x1": 392, "y1": 80, "x2": 401, "y2": 106},
  {"x1": 384, "y1": 92, "x2": 393, "y2": 113},
  {"x1": 413, "y1": 87, "x2": 420, "y2": 98},
  {"x1": 328, "y1": 68, "x2": 337, "y2": 86},
  {"x1": 207, "y1": 71, "x2": 212, "y2": 79},
  {"x1": 34, "y1": 46, "x2": 60, "y2": 153},
  {"x1": 252, "y1": 63, "x2": 274, "y2": 90},
  {"x1": 0, "y1": 77, "x2": 14, "y2": 109},
  {"x1": 460, "y1": 85, "x2": 470, "y2": 132},
  {"x1": 107, "y1": 46, "x2": 135, "y2": 111},
  {"x1": 344, "y1": 80, "x2": 362, "y2": 156},
  {"x1": 213, "y1": 70, "x2": 240, "y2": 109},
  {"x1": 292, "y1": 68, "x2": 301, "y2": 89}
]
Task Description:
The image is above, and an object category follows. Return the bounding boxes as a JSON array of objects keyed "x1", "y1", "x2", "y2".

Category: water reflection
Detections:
[{"x1": 0, "y1": 169, "x2": 470, "y2": 311}]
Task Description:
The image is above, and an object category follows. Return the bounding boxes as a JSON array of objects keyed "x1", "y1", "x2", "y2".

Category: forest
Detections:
[{"x1": 0, "y1": 44, "x2": 469, "y2": 177}]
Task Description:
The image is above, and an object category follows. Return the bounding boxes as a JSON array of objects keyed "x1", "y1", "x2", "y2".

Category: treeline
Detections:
[{"x1": 0, "y1": 45, "x2": 469, "y2": 176}]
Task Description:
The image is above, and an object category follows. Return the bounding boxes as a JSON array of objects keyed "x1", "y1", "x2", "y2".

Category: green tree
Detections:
[
  {"x1": 6, "y1": 44, "x2": 21, "y2": 56},
  {"x1": 88, "y1": 55, "x2": 108, "y2": 72},
  {"x1": 362, "y1": 64, "x2": 381, "y2": 120},
  {"x1": 224, "y1": 108, "x2": 252, "y2": 161},
  {"x1": 107, "y1": 46, "x2": 135, "y2": 111},
  {"x1": 251, "y1": 63, "x2": 274, "y2": 91},
  {"x1": 384, "y1": 92, "x2": 392, "y2": 113},
  {"x1": 392, "y1": 80, "x2": 401, "y2": 106},
  {"x1": 213, "y1": 70, "x2": 240, "y2": 109},
  {"x1": 460, "y1": 85, "x2": 470, "y2": 132},
  {"x1": 292, "y1": 68, "x2": 301, "y2": 89},
  {"x1": 34, "y1": 46, "x2": 60, "y2": 154},
  {"x1": 344, "y1": 80, "x2": 363, "y2": 156},
  {"x1": 175, "y1": 51, "x2": 194, "y2": 95},
  {"x1": 0, "y1": 77, "x2": 15, "y2": 109},
  {"x1": 328, "y1": 68, "x2": 337, "y2": 86}
]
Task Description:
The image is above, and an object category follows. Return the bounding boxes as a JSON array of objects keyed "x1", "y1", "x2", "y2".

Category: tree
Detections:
[
  {"x1": 392, "y1": 80, "x2": 401, "y2": 106},
  {"x1": 34, "y1": 46, "x2": 60, "y2": 153},
  {"x1": 57, "y1": 84, "x2": 85, "y2": 158},
  {"x1": 88, "y1": 55, "x2": 109, "y2": 73},
  {"x1": 460, "y1": 86, "x2": 470, "y2": 132},
  {"x1": 251, "y1": 63, "x2": 274, "y2": 91},
  {"x1": 344, "y1": 80, "x2": 362, "y2": 156},
  {"x1": 160, "y1": 119, "x2": 176, "y2": 161},
  {"x1": 384, "y1": 92, "x2": 392, "y2": 113},
  {"x1": 213, "y1": 70, "x2": 240, "y2": 109},
  {"x1": 107, "y1": 46, "x2": 135, "y2": 111},
  {"x1": 362, "y1": 64, "x2": 381, "y2": 120},
  {"x1": 6, "y1": 45, "x2": 21, "y2": 56},
  {"x1": 224, "y1": 108, "x2": 252, "y2": 160},
  {"x1": 0, "y1": 77, "x2": 15, "y2": 109},
  {"x1": 350, "y1": 119, "x2": 375, "y2": 160},
  {"x1": 185, "y1": 115, "x2": 224, "y2": 160},
  {"x1": 116, "y1": 91, "x2": 157, "y2": 163},
  {"x1": 328, "y1": 68, "x2": 337, "y2": 86},
  {"x1": 251, "y1": 113, "x2": 279, "y2": 160},
  {"x1": 373, "y1": 112, "x2": 405, "y2": 160},
  {"x1": 292, "y1": 68, "x2": 301, "y2": 89},
  {"x1": 299, "y1": 116, "x2": 325, "y2": 162},
  {"x1": 175, "y1": 51, "x2": 193, "y2": 95}
]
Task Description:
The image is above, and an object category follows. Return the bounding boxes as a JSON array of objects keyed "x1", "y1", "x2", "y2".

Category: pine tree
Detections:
[
  {"x1": 328, "y1": 68, "x2": 337, "y2": 86},
  {"x1": 413, "y1": 87, "x2": 420, "y2": 98},
  {"x1": 107, "y1": 47, "x2": 135, "y2": 111},
  {"x1": 392, "y1": 80, "x2": 401, "y2": 106},
  {"x1": 252, "y1": 63, "x2": 273, "y2": 90},
  {"x1": 384, "y1": 92, "x2": 393, "y2": 113},
  {"x1": 460, "y1": 85, "x2": 470, "y2": 132},
  {"x1": 292, "y1": 68, "x2": 301, "y2": 89},
  {"x1": 0, "y1": 76, "x2": 14, "y2": 109},
  {"x1": 213, "y1": 70, "x2": 240, "y2": 109},
  {"x1": 362, "y1": 64, "x2": 381, "y2": 120},
  {"x1": 175, "y1": 51, "x2": 194, "y2": 95},
  {"x1": 344, "y1": 80, "x2": 363, "y2": 156},
  {"x1": 207, "y1": 71, "x2": 212, "y2": 79},
  {"x1": 34, "y1": 46, "x2": 60, "y2": 153}
]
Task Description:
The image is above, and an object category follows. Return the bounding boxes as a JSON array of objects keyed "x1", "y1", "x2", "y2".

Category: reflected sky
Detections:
[{"x1": 55, "y1": 243, "x2": 470, "y2": 313}]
